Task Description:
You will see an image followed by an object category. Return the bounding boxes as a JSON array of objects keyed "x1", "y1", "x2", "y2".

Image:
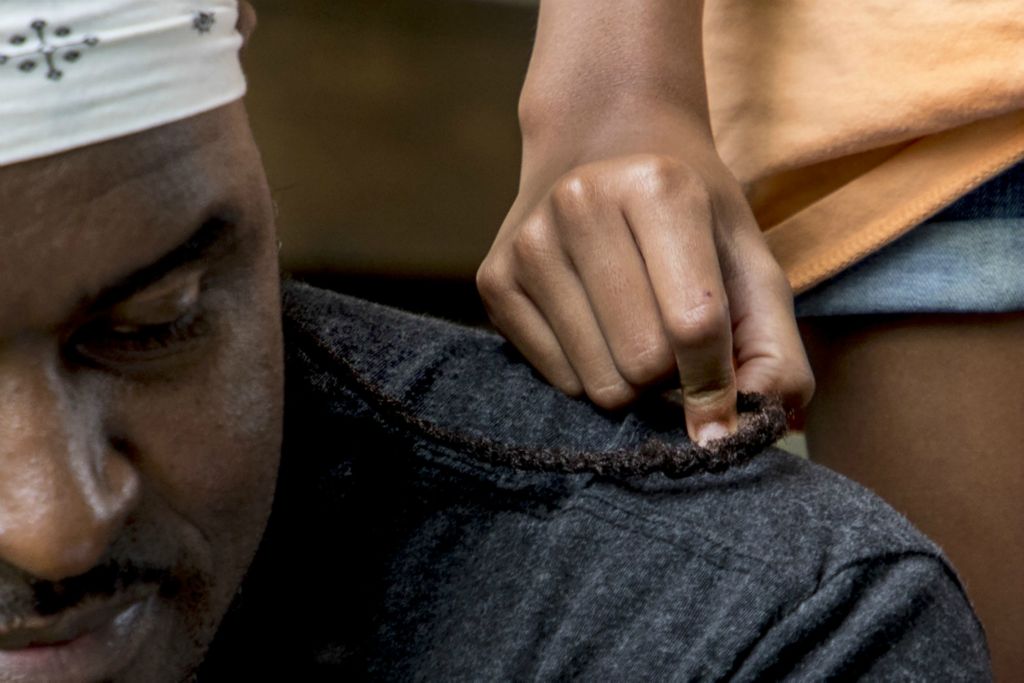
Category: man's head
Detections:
[{"x1": 0, "y1": 2, "x2": 283, "y2": 680}]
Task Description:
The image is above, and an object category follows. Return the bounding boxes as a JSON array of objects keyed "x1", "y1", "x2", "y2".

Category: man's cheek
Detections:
[{"x1": 113, "y1": 308, "x2": 284, "y2": 538}]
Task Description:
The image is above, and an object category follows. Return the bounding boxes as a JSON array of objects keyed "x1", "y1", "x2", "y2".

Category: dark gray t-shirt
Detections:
[{"x1": 200, "y1": 282, "x2": 991, "y2": 681}]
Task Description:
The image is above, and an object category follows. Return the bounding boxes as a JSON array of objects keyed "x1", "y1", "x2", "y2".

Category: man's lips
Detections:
[
  {"x1": 0, "y1": 585, "x2": 155, "y2": 650},
  {"x1": 0, "y1": 586, "x2": 161, "y2": 683}
]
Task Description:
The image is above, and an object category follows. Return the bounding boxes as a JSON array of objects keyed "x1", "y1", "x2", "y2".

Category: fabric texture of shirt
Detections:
[
  {"x1": 198, "y1": 282, "x2": 992, "y2": 680},
  {"x1": 704, "y1": 0, "x2": 1024, "y2": 294}
]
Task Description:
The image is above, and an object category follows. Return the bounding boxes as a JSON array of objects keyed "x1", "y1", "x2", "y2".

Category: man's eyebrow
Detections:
[{"x1": 88, "y1": 216, "x2": 237, "y2": 312}]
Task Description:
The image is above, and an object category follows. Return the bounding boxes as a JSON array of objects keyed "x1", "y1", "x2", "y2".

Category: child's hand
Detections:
[{"x1": 478, "y1": 129, "x2": 814, "y2": 446}]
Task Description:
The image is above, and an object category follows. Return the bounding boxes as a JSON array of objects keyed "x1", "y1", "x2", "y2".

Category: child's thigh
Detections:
[{"x1": 799, "y1": 312, "x2": 1023, "y2": 680}]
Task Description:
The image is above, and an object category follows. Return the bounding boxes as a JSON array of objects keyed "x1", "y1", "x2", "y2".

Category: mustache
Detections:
[
  {"x1": 31, "y1": 560, "x2": 179, "y2": 615},
  {"x1": 0, "y1": 558, "x2": 184, "y2": 626}
]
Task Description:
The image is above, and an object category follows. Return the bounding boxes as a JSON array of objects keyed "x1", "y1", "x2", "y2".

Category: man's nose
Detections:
[{"x1": 0, "y1": 345, "x2": 140, "y2": 582}]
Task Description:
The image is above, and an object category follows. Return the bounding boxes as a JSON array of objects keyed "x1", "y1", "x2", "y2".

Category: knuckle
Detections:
[
  {"x1": 789, "y1": 364, "x2": 816, "y2": 406},
  {"x1": 550, "y1": 172, "x2": 599, "y2": 220},
  {"x1": 631, "y1": 154, "x2": 684, "y2": 198},
  {"x1": 683, "y1": 382, "x2": 734, "y2": 409},
  {"x1": 511, "y1": 216, "x2": 556, "y2": 264},
  {"x1": 475, "y1": 260, "x2": 512, "y2": 305},
  {"x1": 663, "y1": 301, "x2": 730, "y2": 349},
  {"x1": 616, "y1": 338, "x2": 674, "y2": 386},
  {"x1": 631, "y1": 155, "x2": 713, "y2": 211},
  {"x1": 739, "y1": 356, "x2": 815, "y2": 408}
]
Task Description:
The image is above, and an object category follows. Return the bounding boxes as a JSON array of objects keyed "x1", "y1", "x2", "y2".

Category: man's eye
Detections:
[
  {"x1": 70, "y1": 310, "x2": 210, "y2": 365},
  {"x1": 68, "y1": 268, "x2": 213, "y2": 367}
]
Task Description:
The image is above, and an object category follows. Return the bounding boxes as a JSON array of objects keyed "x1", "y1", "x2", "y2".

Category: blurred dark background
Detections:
[{"x1": 246, "y1": 0, "x2": 539, "y2": 324}]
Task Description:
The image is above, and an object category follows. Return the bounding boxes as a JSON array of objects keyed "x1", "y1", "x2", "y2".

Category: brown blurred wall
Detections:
[{"x1": 245, "y1": 0, "x2": 537, "y2": 291}]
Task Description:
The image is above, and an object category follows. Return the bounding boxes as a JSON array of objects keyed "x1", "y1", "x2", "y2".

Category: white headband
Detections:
[{"x1": 0, "y1": 1, "x2": 246, "y2": 167}]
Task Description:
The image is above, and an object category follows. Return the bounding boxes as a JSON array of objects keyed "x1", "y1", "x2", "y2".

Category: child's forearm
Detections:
[{"x1": 519, "y1": 0, "x2": 711, "y2": 143}]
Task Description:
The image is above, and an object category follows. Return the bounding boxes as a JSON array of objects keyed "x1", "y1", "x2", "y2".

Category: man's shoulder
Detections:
[
  {"x1": 279, "y1": 280, "x2": 947, "y2": 568},
  {"x1": 277, "y1": 281, "x2": 989, "y2": 680},
  {"x1": 281, "y1": 280, "x2": 783, "y2": 470}
]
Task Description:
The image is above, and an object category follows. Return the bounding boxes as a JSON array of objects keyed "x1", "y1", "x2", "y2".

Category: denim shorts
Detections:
[{"x1": 794, "y1": 159, "x2": 1024, "y2": 317}]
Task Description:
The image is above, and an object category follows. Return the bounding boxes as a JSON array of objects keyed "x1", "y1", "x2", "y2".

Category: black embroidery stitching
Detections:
[
  {"x1": 0, "y1": 19, "x2": 99, "y2": 81},
  {"x1": 193, "y1": 12, "x2": 216, "y2": 34}
]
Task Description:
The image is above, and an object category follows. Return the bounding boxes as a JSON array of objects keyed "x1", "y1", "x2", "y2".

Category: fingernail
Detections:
[{"x1": 696, "y1": 422, "x2": 731, "y2": 447}]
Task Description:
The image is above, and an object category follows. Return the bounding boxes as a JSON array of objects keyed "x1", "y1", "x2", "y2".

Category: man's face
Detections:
[{"x1": 0, "y1": 102, "x2": 284, "y2": 681}]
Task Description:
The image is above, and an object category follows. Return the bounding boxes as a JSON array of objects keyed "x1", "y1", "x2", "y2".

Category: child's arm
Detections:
[{"x1": 477, "y1": 0, "x2": 814, "y2": 445}]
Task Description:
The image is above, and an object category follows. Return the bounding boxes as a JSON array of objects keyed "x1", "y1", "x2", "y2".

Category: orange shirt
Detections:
[{"x1": 703, "y1": 0, "x2": 1024, "y2": 293}]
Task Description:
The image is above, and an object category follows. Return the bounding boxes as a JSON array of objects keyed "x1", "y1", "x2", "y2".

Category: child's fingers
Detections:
[
  {"x1": 621, "y1": 157, "x2": 739, "y2": 445},
  {"x1": 720, "y1": 231, "x2": 816, "y2": 411},
  {"x1": 506, "y1": 216, "x2": 638, "y2": 410},
  {"x1": 478, "y1": 277, "x2": 583, "y2": 396},
  {"x1": 479, "y1": 152, "x2": 807, "y2": 449},
  {"x1": 547, "y1": 177, "x2": 675, "y2": 390}
]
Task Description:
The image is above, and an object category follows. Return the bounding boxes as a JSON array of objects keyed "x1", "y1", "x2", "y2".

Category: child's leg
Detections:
[{"x1": 800, "y1": 313, "x2": 1023, "y2": 680}]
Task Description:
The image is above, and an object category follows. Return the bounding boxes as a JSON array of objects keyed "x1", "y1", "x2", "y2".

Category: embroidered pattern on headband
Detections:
[
  {"x1": 193, "y1": 12, "x2": 217, "y2": 34},
  {"x1": 0, "y1": 20, "x2": 99, "y2": 81},
  {"x1": 0, "y1": 2, "x2": 246, "y2": 168}
]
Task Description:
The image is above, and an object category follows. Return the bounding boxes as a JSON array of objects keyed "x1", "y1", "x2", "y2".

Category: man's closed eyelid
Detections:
[
  {"x1": 109, "y1": 269, "x2": 204, "y2": 326},
  {"x1": 83, "y1": 215, "x2": 237, "y2": 318}
]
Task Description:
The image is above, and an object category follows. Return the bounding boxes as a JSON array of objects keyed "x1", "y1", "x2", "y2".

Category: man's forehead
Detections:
[
  {"x1": 2, "y1": 111, "x2": 224, "y2": 220},
  {"x1": 0, "y1": 109, "x2": 247, "y2": 334}
]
